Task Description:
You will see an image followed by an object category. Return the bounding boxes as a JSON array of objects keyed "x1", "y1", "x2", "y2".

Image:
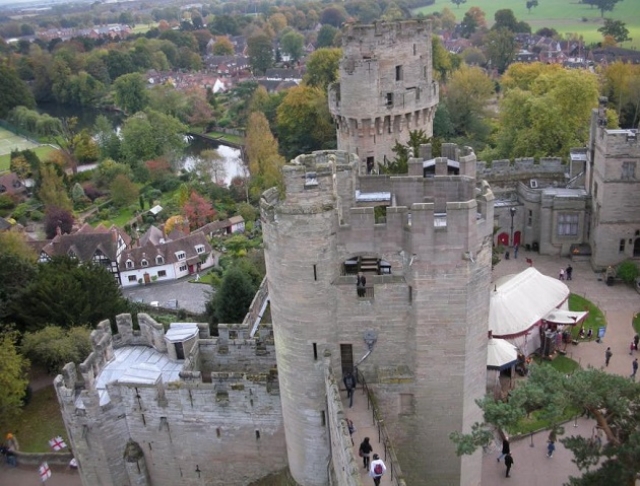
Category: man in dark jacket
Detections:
[
  {"x1": 343, "y1": 371, "x2": 356, "y2": 408},
  {"x1": 497, "y1": 436, "x2": 510, "y2": 462},
  {"x1": 505, "y1": 453, "x2": 514, "y2": 477}
]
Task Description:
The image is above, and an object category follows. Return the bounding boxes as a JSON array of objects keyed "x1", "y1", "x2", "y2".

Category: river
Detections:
[{"x1": 37, "y1": 103, "x2": 245, "y2": 187}]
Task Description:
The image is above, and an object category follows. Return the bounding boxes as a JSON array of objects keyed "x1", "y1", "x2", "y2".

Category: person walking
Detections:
[
  {"x1": 359, "y1": 437, "x2": 373, "y2": 470},
  {"x1": 504, "y1": 453, "x2": 514, "y2": 478},
  {"x1": 559, "y1": 268, "x2": 565, "y2": 280},
  {"x1": 5, "y1": 432, "x2": 19, "y2": 467},
  {"x1": 497, "y1": 436, "x2": 510, "y2": 462},
  {"x1": 631, "y1": 341, "x2": 636, "y2": 355},
  {"x1": 369, "y1": 453, "x2": 386, "y2": 486},
  {"x1": 343, "y1": 370, "x2": 356, "y2": 408},
  {"x1": 566, "y1": 265, "x2": 573, "y2": 281},
  {"x1": 634, "y1": 334, "x2": 639, "y2": 351},
  {"x1": 514, "y1": 244, "x2": 519, "y2": 259},
  {"x1": 547, "y1": 440, "x2": 556, "y2": 458},
  {"x1": 632, "y1": 358, "x2": 638, "y2": 381},
  {"x1": 605, "y1": 347, "x2": 612, "y2": 367}
]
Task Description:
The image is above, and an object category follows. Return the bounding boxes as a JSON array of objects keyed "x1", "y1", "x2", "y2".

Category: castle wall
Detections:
[
  {"x1": 328, "y1": 20, "x2": 439, "y2": 170},
  {"x1": 55, "y1": 315, "x2": 286, "y2": 486}
]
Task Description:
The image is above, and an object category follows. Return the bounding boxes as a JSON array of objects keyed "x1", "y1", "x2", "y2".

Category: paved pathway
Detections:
[
  {"x1": 122, "y1": 276, "x2": 213, "y2": 314},
  {"x1": 0, "y1": 462, "x2": 82, "y2": 486}
]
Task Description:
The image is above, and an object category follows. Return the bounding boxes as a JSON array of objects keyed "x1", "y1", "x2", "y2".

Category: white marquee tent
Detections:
[{"x1": 489, "y1": 267, "x2": 570, "y2": 355}]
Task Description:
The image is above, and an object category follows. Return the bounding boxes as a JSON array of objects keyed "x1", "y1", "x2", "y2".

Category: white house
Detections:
[{"x1": 119, "y1": 232, "x2": 215, "y2": 287}]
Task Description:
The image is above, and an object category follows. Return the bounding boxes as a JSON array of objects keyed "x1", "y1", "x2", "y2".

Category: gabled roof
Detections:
[
  {"x1": 139, "y1": 225, "x2": 167, "y2": 247},
  {"x1": 42, "y1": 226, "x2": 124, "y2": 262},
  {"x1": 119, "y1": 232, "x2": 211, "y2": 270}
]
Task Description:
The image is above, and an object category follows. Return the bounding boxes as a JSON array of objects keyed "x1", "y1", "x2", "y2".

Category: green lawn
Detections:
[
  {"x1": 204, "y1": 131, "x2": 244, "y2": 145},
  {"x1": 0, "y1": 145, "x2": 56, "y2": 172},
  {"x1": 13, "y1": 386, "x2": 69, "y2": 453},
  {"x1": 633, "y1": 312, "x2": 640, "y2": 334},
  {"x1": 569, "y1": 293, "x2": 606, "y2": 340},
  {"x1": 414, "y1": 0, "x2": 640, "y2": 49}
]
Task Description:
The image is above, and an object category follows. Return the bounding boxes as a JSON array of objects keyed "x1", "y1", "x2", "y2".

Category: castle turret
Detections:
[
  {"x1": 261, "y1": 151, "x2": 356, "y2": 486},
  {"x1": 328, "y1": 20, "x2": 439, "y2": 174}
]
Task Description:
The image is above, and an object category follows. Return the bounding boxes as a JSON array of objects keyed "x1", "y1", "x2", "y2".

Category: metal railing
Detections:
[{"x1": 355, "y1": 369, "x2": 407, "y2": 486}]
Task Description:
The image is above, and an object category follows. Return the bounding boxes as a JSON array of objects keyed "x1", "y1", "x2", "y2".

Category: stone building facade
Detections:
[
  {"x1": 261, "y1": 149, "x2": 494, "y2": 486},
  {"x1": 328, "y1": 20, "x2": 439, "y2": 174}
]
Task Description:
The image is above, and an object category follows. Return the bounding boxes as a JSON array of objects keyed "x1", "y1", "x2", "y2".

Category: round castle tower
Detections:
[
  {"x1": 328, "y1": 20, "x2": 439, "y2": 173},
  {"x1": 260, "y1": 151, "x2": 356, "y2": 486}
]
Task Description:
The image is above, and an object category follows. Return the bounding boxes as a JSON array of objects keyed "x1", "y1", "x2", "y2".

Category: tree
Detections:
[
  {"x1": 44, "y1": 206, "x2": 74, "y2": 239},
  {"x1": 490, "y1": 63, "x2": 599, "y2": 159},
  {"x1": 450, "y1": 365, "x2": 640, "y2": 486},
  {"x1": 526, "y1": 0, "x2": 539, "y2": 13},
  {"x1": 276, "y1": 85, "x2": 336, "y2": 159},
  {"x1": 486, "y1": 28, "x2": 517, "y2": 74},
  {"x1": 0, "y1": 63, "x2": 35, "y2": 118},
  {"x1": 0, "y1": 236, "x2": 37, "y2": 324},
  {"x1": 182, "y1": 191, "x2": 216, "y2": 230},
  {"x1": 246, "y1": 111, "x2": 285, "y2": 198},
  {"x1": 211, "y1": 266, "x2": 257, "y2": 323},
  {"x1": 320, "y1": 6, "x2": 348, "y2": 27},
  {"x1": 247, "y1": 33, "x2": 274, "y2": 75},
  {"x1": 316, "y1": 24, "x2": 339, "y2": 48},
  {"x1": 21, "y1": 326, "x2": 91, "y2": 374},
  {"x1": 120, "y1": 110, "x2": 186, "y2": 166},
  {"x1": 110, "y1": 174, "x2": 139, "y2": 208},
  {"x1": 451, "y1": 0, "x2": 467, "y2": 8},
  {"x1": 443, "y1": 65, "x2": 494, "y2": 136},
  {"x1": 0, "y1": 331, "x2": 29, "y2": 429},
  {"x1": 280, "y1": 31, "x2": 305, "y2": 62},
  {"x1": 598, "y1": 19, "x2": 631, "y2": 43},
  {"x1": 114, "y1": 73, "x2": 150, "y2": 114},
  {"x1": 12, "y1": 256, "x2": 127, "y2": 332},
  {"x1": 601, "y1": 62, "x2": 640, "y2": 128},
  {"x1": 38, "y1": 164, "x2": 72, "y2": 211},
  {"x1": 590, "y1": 0, "x2": 623, "y2": 18},
  {"x1": 303, "y1": 48, "x2": 342, "y2": 92},
  {"x1": 440, "y1": 8, "x2": 457, "y2": 30},
  {"x1": 212, "y1": 37, "x2": 234, "y2": 55},
  {"x1": 10, "y1": 155, "x2": 31, "y2": 179}
]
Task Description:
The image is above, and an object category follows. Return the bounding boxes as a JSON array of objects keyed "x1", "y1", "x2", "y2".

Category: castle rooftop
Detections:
[{"x1": 76, "y1": 346, "x2": 183, "y2": 408}]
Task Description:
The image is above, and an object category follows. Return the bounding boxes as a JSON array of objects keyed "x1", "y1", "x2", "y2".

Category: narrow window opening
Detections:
[
  {"x1": 255, "y1": 430, "x2": 260, "y2": 440},
  {"x1": 408, "y1": 286, "x2": 412, "y2": 303},
  {"x1": 216, "y1": 428, "x2": 221, "y2": 438},
  {"x1": 148, "y1": 442, "x2": 152, "y2": 450},
  {"x1": 321, "y1": 411, "x2": 326, "y2": 427},
  {"x1": 386, "y1": 93, "x2": 393, "y2": 107},
  {"x1": 313, "y1": 343, "x2": 318, "y2": 361},
  {"x1": 413, "y1": 44, "x2": 416, "y2": 55},
  {"x1": 620, "y1": 239, "x2": 626, "y2": 252},
  {"x1": 141, "y1": 413, "x2": 146, "y2": 426},
  {"x1": 527, "y1": 210, "x2": 533, "y2": 226},
  {"x1": 313, "y1": 264, "x2": 317, "y2": 281},
  {"x1": 395, "y1": 65, "x2": 402, "y2": 81}
]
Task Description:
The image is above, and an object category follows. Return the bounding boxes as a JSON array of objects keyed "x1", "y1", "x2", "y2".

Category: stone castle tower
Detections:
[
  {"x1": 261, "y1": 148, "x2": 494, "y2": 485},
  {"x1": 328, "y1": 20, "x2": 439, "y2": 173}
]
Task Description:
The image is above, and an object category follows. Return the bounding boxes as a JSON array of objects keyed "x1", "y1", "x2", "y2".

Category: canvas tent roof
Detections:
[
  {"x1": 487, "y1": 338, "x2": 518, "y2": 370},
  {"x1": 543, "y1": 310, "x2": 588, "y2": 326},
  {"x1": 489, "y1": 267, "x2": 570, "y2": 338}
]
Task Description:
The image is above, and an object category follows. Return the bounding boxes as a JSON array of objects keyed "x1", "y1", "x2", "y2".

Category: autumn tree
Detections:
[
  {"x1": 0, "y1": 331, "x2": 30, "y2": 430},
  {"x1": 246, "y1": 111, "x2": 285, "y2": 197},
  {"x1": 110, "y1": 174, "x2": 140, "y2": 208},
  {"x1": 38, "y1": 163, "x2": 72, "y2": 211},
  {"x1": 600, "y1": 62, "x2": 640, "y2": 128},
  {"x1": 9, "y1": 155, "x2": 31, "y2": 179},
  {"x1": 212, "y1": 36, "x2": 234, "y2": 55},
  {"x1": 44, "y1": 206, "x2": 74, "y2": 239},
  {"x1": 303, "y1": 48, "x2": 342, "y2": 91},
  {"x1": 443, "y1": 65, "x2": 494, "y2": 137},
  {"x1": 488, "y1": 63, "x2": 599, "y2": 159},
  {"x1": 276, "y1": 85, "x2": 336, "y2": 159},
  {"x1": 182, "y1": 191, "x2": 216, "y2": 230},
  {"x1": 450, "y1": 365, "x2": 640, "y2": 486}
]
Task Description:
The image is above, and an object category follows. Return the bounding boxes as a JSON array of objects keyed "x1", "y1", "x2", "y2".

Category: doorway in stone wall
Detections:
[
  {"x1": 634, "y1": 238, "x2": 640, "y2": 257},
  {"x1": 340, "y1": 344, "x2": 353, "y2": 379}
]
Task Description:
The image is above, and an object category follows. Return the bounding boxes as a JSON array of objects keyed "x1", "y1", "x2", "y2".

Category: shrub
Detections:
[
  {"x1": 30, "y1": 210, "x2": 44, "y2": 221},
  {"x1": 0, "y1": 194, "x2": 17, "y2": 210},
  {"x1": 617, "y1": 260, "x2": 639, "y2": 284},
  {"x1": 21, "y1": 326, "x2": 92, "y2": 374}
]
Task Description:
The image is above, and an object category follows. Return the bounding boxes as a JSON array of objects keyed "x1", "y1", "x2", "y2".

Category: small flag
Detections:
[
  {"x1": 48, "y1": 436, "x2": 67, "y2": 451},
  {"x1": 39, "y1": 462, "x2": 52, "y2": 482}
]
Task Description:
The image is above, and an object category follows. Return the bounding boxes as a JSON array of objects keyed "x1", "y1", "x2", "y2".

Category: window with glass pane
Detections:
[{"x1": 557, "y1": 213, "x2": 579, "y2": 236}]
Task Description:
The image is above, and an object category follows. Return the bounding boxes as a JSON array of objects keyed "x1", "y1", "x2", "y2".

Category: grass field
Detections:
[
  {"x1": 0, "y1": 144, "x2": 55, "y2": 172},
  {"x1": 13, "y1": 386, "x2": 69, "y2": 453},
  {"x1": 414, "y1": 0, "x2": 640, "y2": 49},
  {"x1": 569, "y1": 293, "x2": 606, "y2": 339}
]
